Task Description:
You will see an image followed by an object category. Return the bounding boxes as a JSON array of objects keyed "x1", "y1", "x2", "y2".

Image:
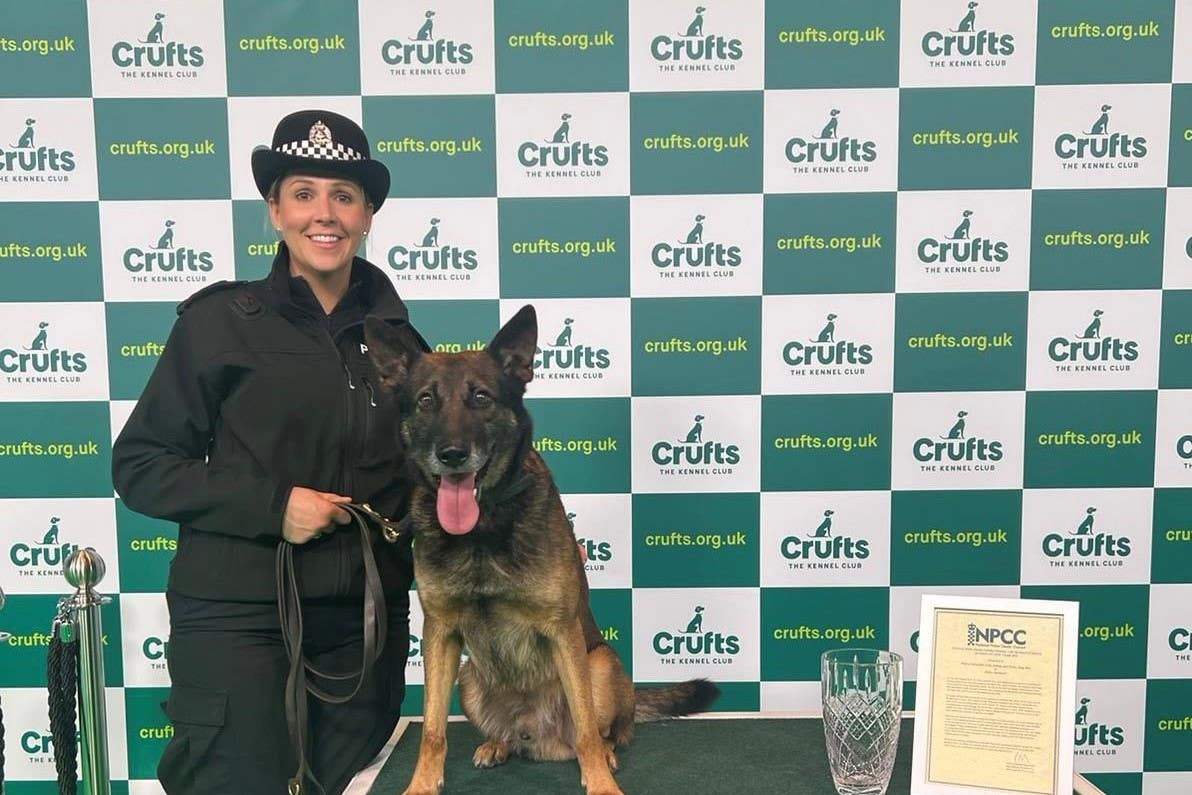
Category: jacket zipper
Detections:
[
  {"x1": 362, "y1": 378, "x2": 376, "y2": 444},
  {"x1": 321, "y1": 322, "x2": 354, "y2": 497}
]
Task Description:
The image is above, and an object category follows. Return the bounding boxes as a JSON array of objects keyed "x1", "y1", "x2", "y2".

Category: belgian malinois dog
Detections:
[{"x1": 364, "y1": 305, "x2": 720, "y2": 795}]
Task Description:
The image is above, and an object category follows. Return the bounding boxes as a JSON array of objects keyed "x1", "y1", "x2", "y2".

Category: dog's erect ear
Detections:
[
  {"x1": 364, "y1": 315, "x2": 423, "y2": 393},
  {"x1": 488, "y1": 304, "x2": 537, "y2": 384}
]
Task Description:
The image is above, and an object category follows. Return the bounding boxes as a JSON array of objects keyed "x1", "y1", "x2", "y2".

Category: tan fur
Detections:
[
  {"x1": 403, "y1": 463, "x2": 629, "y2": 795},
  {"x1": 364, "y1": 308, "x2": 716, "y2": 795}
]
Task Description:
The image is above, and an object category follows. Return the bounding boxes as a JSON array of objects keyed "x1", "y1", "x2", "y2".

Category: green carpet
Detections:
[{"x1": 369, "y1": 716, "x2": 916, "y2": 794}]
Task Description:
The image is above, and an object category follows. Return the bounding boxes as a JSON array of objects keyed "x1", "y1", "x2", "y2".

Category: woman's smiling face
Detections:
[{"x1": 268, "y1": 173, "x2": 372, "y2": 280}]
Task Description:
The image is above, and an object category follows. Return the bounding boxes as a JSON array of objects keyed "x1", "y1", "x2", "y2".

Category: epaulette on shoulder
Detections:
[{"x1": 175, "y1": 280, "x2": 249, "y2": 316}]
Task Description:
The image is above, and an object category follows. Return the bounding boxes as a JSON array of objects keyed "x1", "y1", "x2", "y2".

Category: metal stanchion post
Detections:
[
  {"x1": 1, "y1": 584, "x2": 9, "y2": 792},
  {"x1": 63, "y1": 548, "x2": 112, "y2": 795},
  {"x1": 0, "y1": 583, "x2": 10, "y2": 641}
]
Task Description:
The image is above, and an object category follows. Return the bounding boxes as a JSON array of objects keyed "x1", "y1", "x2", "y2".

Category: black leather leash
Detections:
[
  {"x1": 275, "y1": 470, "x2": 534, "y2": 793},
  {"x1": 277, "y1": 502, "x2": 410, "y2": 795}
]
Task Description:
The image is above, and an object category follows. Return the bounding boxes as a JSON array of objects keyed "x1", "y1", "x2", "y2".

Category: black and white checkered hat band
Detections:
[{"x1": 276, "y1": 140, "x2": 363, "y2": 161}]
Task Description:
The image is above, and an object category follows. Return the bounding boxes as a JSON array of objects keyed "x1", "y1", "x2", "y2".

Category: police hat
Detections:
[{"x1": 251, "y1": 109, "x2": 390, "y2": 211}]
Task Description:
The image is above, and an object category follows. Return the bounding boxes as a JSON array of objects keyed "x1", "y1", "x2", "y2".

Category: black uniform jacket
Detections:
[{"x1": 112, "y1": 242, "x2": 424, "y2": 602}]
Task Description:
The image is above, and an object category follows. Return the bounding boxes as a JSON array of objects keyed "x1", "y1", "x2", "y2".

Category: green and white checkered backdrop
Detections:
[{"x1": 2, "y1": 0, "x2": 1192, "y2": 792}]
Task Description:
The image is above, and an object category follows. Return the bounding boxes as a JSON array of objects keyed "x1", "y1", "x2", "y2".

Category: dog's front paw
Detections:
[
  {"x1": 582, "y1": 769, "x2": 625, "y2": 795},
  {"x1": 401, "y1": 777, "x2": 444, "y2": 795},
  {"x1": 585, "y1": 786, "x2": 625, "y2": 795},
  {"x1": 473, "y1": 739, "x2": 510, "y2": 768}
]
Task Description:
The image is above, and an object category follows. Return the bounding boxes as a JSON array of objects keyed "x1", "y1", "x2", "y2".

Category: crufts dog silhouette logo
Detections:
[
  {"x1": 807, "y1": 509, "x2": 834, "y2": 538},
  {"x1": 140, "y1": 12, "x2": 167, "y2": 43},
  {"x1": 941, "y1": 410, "x2": 968, "y2": 439},
  {"x1": 14, "y1": 118, "x2": 36, "y2": 148},
  {"x1": 25, "y1": 322, "x2": 50, "y2": 351},
  {"x1": 552, "y1": 318, "x2": 575, "y2": 347},
  {"x1": 1086, "y1": 105, "x2": 1111, "y2": 136},
  {"x1": 1077, "y1": 310, "x2": 1104, "y2": 339}
]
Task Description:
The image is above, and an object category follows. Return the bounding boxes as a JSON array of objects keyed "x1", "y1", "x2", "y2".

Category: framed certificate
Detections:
[{"x1": 911, "y1": 595, "x2": 1080, "y2": 795}]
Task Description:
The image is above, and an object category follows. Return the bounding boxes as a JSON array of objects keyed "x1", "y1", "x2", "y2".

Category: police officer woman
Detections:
[{"x1": 112, "y1": 109, "x2": 422, "y2": 794}]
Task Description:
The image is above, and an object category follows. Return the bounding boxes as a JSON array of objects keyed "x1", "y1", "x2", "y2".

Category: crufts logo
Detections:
[
  {"x1": 518, "y1": 113, "x2": 608, "y2": 175},
  {"x1": 2, "y1": 118, "x2": 76, "y2": 175},
  {"x1": 9, "y1": 516, "x2": 81, "y2": 573},
  {"x1": 1, "y1": 322, "x2": 88, "y2": 380},
  {"x1": 382, "y1": 9, "x2": 473, "y2": 70},
  {"x1": 532, "y1": 317, "x2": 610, "y2": 380},
  {"x1": 912, "y1": 410, "x2": 1003, "y2": 468},
  {"x1": 921, "y1": 1, "x2": 1016, "y2": 61},
  {"x1": 651, "y1": 213, "x2": 741, "y2": 275},
  {"x1": 652, "y1": 414, "x2": 740, "y2": 473},
  {"x1": 1047, "y1": 309, "x2": 1138, "y2": 371},
  {"x1": 1074, "y1": 697, "x2": 1125, "y2": 751},
  {"x1": 652, "y1": 605, "x2": 741, "y2": 660},
  {"x1": 387, "y1": 217, "x2": 479, "y2": 280},
  {"x1": 568, "y1": 511, "x2": 613, "y2": 570},
  {"x1": 785, "y1": 109, "x2": 877, "y2": 172},
  {"x1": 781, "y1": 508, "x2": 869, "y2": 567},
  {"x1": 783, "y1": 312, "x2": 873, "y2": 374},
  {"x1": 649, "y1": 6, "x2": 743, "y2": 67},
  {"x1": 124, "y1": 220, "x2": 215, "y2": 280},
  {"x1": 1055, "y1": 104, "x2": 1147, "y2": 164},
  {"x1": 917, "y1": 209, "x2": 1009, "y2": 272},
  {"x1": 1041, "y1": 506, "x2": 1131, "y2": 563},
  {"x1": 111, "y1": 12, "x2": 205, "y2": 71}
]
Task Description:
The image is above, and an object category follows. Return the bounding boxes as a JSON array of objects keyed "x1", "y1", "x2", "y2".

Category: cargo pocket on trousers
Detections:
[{"x1": 158, "y1": 684, "x2": 230, "y2": 793}]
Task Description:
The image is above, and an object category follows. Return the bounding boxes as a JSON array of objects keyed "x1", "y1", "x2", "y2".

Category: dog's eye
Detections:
[
  {"x1": 417, "y1": 393, "x2": 435, "y2": 410},
  {"x1": 473, "y1": 390, "x2": 491, "y2": 405}
]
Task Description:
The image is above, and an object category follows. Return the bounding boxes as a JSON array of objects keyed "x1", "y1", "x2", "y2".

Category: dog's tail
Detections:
[{"x1": 634, "y1": 678, "x2": 720, "y2": 723}]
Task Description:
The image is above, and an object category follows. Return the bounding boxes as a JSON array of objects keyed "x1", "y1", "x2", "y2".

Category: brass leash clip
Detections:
[{"x1": 355, "y1": 502, "x2": 406, "y2": 543}]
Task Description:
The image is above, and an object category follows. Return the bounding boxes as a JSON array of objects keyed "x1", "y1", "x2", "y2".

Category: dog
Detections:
[
  {"x1": 26, "y1": 321, "x2": 49, "y2": 351},
  {"x1": 421, "y1": 218, "x2": 440, "y2": 248},
  {"x1": 142, "y1": 12, "x2": 165, "y2": 44},
  {"x1": 1081, "y1": 310, "x2": 1103, "y2": 339},
  {"x1": 943, "y1": 410, "x2": 967, "y2": 440},
  {"x1": 951, "y1": 210, "x2": 972, "y2": 240},
  {"x1": 364, "y1": 305, "x2": 720, "y2": 795},
  {"x1": 550, "y1": 113, "x2": 572, "y2": 144},
  {"x1": 554, "y1": 318, "x2": 574, "y2": 347},
  {"x1": 809, "y1": 509, "x2": 834, "y2": 538},
  {"x1": 813, "y1": 313, "x2": 837, "y2": 343},
  {"x1": 683, "y1": 214, "x2": 705, "y2": 245},
  {"x1": 414, "y1": 10, "x2": 435, "y2": 41},
  {"x1": 955, "y1": 2, "x2": 978, "y2": 32},
  {"x1": 684, "y1": 6, "x2": 706, "y2": 37},
  {"x1": 1087, "y1": 105, "x2": 1111, "y2": 136},
  {"x1": 1071, "y1": 507, "x2": 1096, "y2": 535},
  {"x1": 156, "y1": 220, "x2": 175, "y2": 249},
  {"x1": 819, "y1": 109, "x2": 839, "y2": 139},
  {"x1": 1075, "y1": 697, "x2": 1090, "y2": 725},
  {"x1": 16, "y1": 118, "x2": 35, "y2": 148},
  {"x1": 681, "y1": 414, "x2": 704, "y2": 443}
]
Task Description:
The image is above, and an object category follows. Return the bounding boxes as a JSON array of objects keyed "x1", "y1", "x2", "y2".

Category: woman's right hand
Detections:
[{"x1": 282, "y1": 486, "x2": 352, "y2": 544}]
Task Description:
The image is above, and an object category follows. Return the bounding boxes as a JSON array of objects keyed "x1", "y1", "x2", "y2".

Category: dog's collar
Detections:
[{"x1": 475, "y1": 469, "x2": 536, "y2": 508}]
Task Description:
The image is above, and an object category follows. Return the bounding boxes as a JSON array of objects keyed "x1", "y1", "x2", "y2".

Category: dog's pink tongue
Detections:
[{"x1": 437, "y1": 473, "x2": 479, "y2": 534}]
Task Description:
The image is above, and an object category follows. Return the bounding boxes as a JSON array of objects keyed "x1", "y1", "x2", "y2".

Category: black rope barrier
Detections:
[
  {"x1": 47, "y1": 605, "x2": 79, "y2": 795},
  {"x1": 0, "y1": 689, "x2": 6, "y2": 790}
]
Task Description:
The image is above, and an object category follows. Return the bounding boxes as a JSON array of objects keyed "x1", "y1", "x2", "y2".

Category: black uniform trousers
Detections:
[{"x1": 157, "y1": 589, "x2": 410, "y2": 795}]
